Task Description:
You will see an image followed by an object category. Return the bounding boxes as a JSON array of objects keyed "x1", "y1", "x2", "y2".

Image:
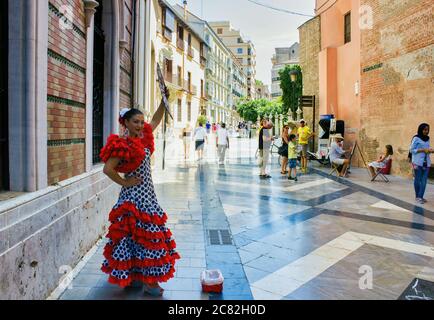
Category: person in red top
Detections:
[{"x1": 99, "y1": 88, "x2": 180, "y2": 296}]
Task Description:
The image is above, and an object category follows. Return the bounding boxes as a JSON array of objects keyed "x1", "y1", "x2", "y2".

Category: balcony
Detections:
[
  {"x1": 163, "y1": 72, "x2": 173, "y2": 83},
  {"x1": 177, "y1": 38, "x2": 184, "y2": 51},
  {"x1": 205, "y1": 68, "x2": 213, "y2": 77},
  {"x1": 163, "y1": 73, "x2": 185, "y2": 89},
  {"x1": 200, "y1": 56, "x2": 207, "y2": 67},
  {"x1": 183, "y1": 81, "x2": 197, "y2": 95},
  {"x1": 187, "y1": 46, "x2": 195, "y2": 59}
]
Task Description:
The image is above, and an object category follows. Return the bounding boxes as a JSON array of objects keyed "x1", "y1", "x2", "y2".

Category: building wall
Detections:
[
  {"x1": 155, "y1": 2, "x2": 204, "y2": 131},
  {"x1": 317, "y1": 0, "x2": 361, "y2": 156},
  {"x1": 208, "y1": 21, "x2": 256, "y2": 100},
  {"x1": 0, "y1": 169, "x2": 118, "y2": 299},
  {"x1": 359, "y1": 0, "x2": 434, "y2": 176},
  {"x1": 1, "y1": 0, "x2": 140, "y2": 299},
  {"x1": 299, "y1": 16, "x2": 321, "y2": 141},
  {"x1": 119, "y1": 0, "x2": 134, "y2": 109},
  {"x1": 47, "y1": 0, "x2": 87, "y2": 185}
]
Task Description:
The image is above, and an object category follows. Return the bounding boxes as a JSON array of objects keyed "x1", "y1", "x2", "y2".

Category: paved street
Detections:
[{"x1": 54, "y1": 137, "x2": 434, "y2": 300}]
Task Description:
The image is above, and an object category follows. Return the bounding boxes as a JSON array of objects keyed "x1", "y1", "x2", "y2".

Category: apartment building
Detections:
[
  {"x1": 256, "y1": 81, "x2": 271, "y2": 100},
  {"x1": 156, "y1": 0, "x2": 207, "y2": 131},
  {"x1": 173, "y1": 5, "x2": 248, "y2": 127},
  {"x1": 208, "y1": 21, "x2": 257, "y2": 100},
  {"x1": 270, "y1": 43, "x2": 299, "y2": 98}
]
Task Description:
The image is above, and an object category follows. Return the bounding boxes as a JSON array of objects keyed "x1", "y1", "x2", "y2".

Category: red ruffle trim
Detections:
[
  {"x1": 141, "y1": 123, "x2": 155, "y2": 155},
  {"x1": 109, "y1": 201, "x2": 168, "y2": 225},
  {"x1": 99, "y1": 123, "x2": 154, "y2": 173},
  {"x1": 101, "y1": 263, "x2": 178, "y2": 287},
  {"x1": 103, "y1": 244, "x2": 180, "y2": 270},
  {"x1": 108, "y1": 222, "x2": 173, "y2": 248}
]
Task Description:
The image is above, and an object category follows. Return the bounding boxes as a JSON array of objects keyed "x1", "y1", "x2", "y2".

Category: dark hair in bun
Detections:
[{"x1": 119, "y1": 108, "x2": 143, "y2": 126}]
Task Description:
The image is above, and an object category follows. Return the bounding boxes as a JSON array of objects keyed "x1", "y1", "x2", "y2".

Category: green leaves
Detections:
[
  {"x1": 236, "y1": 98, "x2": 284, "y2": 122},
  {"x1": 197, "y1": 115, "x2": 207, "y2": 126},
  {"x1": 279, "y1": 65, "x2": 302, "y2": 118}
]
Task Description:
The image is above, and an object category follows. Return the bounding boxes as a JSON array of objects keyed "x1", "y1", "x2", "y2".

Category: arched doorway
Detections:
[
  {"x1": 0, "y1": 0, "x2": 9, "y2": 190},
  {"x1": 92, "y1": 0, "x2": 105, "y2": 163}
]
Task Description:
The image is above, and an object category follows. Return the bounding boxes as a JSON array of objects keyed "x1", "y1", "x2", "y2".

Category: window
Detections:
[
  {"x1": 187, "y1": 101, "x2": 191, "y2": 121},
  {"x1": 344, "y1": 12, "x2": 351, "y2": 44},
  {"x1": 188, "y1": 33, "x2": 192, "y2": 46},
  {"x1": 201, "y1": 79, "x2": 204, "y2": 97},
  {"x1": 237, "y1": 48, "x2": 243, "y2": 54},
  {"x1": 188, "y1": 72, "x2": 192, "y2": 91},
  {"x1": 177, "y1": 66, "x2": 182, "y2": 86},
  {"x1": 177, "y1": 99, "x2": 182, "y2": 122},
  {"x1": 162, "y1": 9, "x2": 175, "y2": 39},
  {"x1": 164, "y1": 58, "x2": 173, "y2": 82},
  {"x1": 237, "y1": 37, "x2": 242, "y2": 43},
  {"x1": 217, "y1": 28, "x2": 223, "y2": 34}
]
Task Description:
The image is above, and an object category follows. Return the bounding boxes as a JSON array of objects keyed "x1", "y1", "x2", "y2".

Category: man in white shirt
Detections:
[
  {"x1": 329, "y1": 134, "x2": 351, "y2": 177},
  {"x1": 216, "y1": 123, "x2": 230, "y2": 164},
  {"x1": 193, "y1": 123, "x2": 207, "y2": 160}
]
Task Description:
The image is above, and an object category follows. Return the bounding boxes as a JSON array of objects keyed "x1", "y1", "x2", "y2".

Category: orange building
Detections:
[{"x1": 317, "y1": 0, "x2": 361, "y2": 153}]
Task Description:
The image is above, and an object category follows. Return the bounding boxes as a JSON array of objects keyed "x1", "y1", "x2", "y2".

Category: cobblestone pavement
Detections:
[{"x1": 55, "y1": 136, "x2": 434, "y2": 300}]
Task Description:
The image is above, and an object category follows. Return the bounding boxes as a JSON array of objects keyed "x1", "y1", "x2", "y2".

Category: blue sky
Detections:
[{"x1": 168, "y1": 0, "x2": 316, "y2": 87}]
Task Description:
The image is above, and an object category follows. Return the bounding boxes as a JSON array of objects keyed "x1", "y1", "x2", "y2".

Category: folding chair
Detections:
[
  {"x1": 371, "y1": 159, "x2": 392, "y2": 182},
  {"x1": 329, "y1": 161, "x2": 344, "y2": 176}
]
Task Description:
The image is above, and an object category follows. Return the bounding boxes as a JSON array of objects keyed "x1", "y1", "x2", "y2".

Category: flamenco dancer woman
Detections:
[{"x1": 100, "y1": 88, "x2": 180, "y2": 296}]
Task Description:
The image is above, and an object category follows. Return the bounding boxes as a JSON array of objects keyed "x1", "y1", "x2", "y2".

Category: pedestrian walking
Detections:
[
  {"x1": 206, "y1": 121, "x2": 211, "y2": 134},
  {"x1": 279, "y1": 125, "x2": 290, "y2": 174},
  {"x1": 193, "y1": 122, "x2": 207, "y2": 161},
  {"x1": 258, "y1": 119, "x2": 274, "y2": 179},
  {"x1": 287, "y1": 134, "x2": 298, "y2": 181},
  {"x1": 99, "y1": 87, "x2": 180, "y2": 296},
  {"x1": 181, "y1": 122, "x2": 192, "y2": 160},
  {"x1": 297, "y1": 119, "x2": 314, "y2": 173},
  {"x1": 410, "y1": 123, "x2": 433, "y2": 204},
  {"x1": 216, "y1": 123, "x2": 230, "y2": 164}
]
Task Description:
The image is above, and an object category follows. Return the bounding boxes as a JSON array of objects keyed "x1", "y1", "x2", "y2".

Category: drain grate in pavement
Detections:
[{"x1": 208, "y1": 229, "x2": 233, "y2": 245}]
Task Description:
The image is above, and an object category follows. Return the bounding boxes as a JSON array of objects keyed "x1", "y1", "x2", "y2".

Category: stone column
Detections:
[
  {"x1": 279, "y1": 114, "x2": 283, "y2": 134},
  {"x1": 84, "y1": 0, "x2": 99, "y2": 172},
  {"x1": 8, "y1": 0, "x2": 48, "y2": 191}
]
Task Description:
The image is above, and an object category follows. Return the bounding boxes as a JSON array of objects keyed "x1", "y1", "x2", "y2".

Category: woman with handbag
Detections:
[
  {"x1": 410, "y1": 123, "x2": 433, "y2": 204},
  {"x1": 279, "y1": 125, "x2": 290, "y2": 174}
]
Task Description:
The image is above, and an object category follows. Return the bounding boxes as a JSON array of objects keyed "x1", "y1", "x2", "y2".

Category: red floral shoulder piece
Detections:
[
  {"x1": 141, "y1": 122, "x2": 155, "y2": 155},
  {"x1": 100, "y1": 134, "x2": 145, "y2": 173}
]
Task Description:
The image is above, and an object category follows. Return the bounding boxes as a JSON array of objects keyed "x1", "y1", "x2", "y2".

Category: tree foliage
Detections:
[
  {"x1": 236, "y1": 98, "x2": 284, "y2": 123},
  {"x1": 279, "y1": 65, "x2": 302, "y2": 118},
  {"x1": 197, "y1": 115, "x2": 207, "y2": 126}
]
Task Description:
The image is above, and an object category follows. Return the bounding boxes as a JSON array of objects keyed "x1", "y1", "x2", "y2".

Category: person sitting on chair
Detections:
[
  {"x1": 368, "y1": 145, "x2": 393, "y2": 178},
  {"x1": 329, "y1": 134, "x2": 351, "y2": 177}
]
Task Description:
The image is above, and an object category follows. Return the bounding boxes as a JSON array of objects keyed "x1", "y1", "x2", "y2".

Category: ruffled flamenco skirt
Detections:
[{"x1": 101, "y1": 200, "x2": 181, "y2": 287}]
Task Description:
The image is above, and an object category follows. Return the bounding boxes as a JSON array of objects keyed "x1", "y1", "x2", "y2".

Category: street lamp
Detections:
[{"x1": 289, "y1": 69, "x2": 299, "y2": 83}]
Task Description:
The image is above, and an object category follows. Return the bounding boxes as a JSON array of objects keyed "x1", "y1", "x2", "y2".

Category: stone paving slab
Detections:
[{"x1": 55, "y1": 139, "x2": 434, "y2": 300}]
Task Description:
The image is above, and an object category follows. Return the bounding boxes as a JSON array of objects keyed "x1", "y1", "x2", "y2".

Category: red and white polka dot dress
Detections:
[{"x1": 99, "y1": 123, "x2": 180, "y2": 287}]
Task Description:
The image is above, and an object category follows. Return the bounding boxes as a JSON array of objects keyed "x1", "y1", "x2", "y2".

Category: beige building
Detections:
[
  {"x1": 208, "y1": 21, "x2": 257, "y2": 100},
  {"x1": 155, "y1": 0, "x2": 207, "y2": 133},
  {"x1": 255, "y1": 81, "x2": 271, "y2": 100},
  {"x1": 271, "y1": 43, "x2": 299, "y2": 98},
  {"x1": 172, "y1": 7, "x2": 248, "y2": 127}
]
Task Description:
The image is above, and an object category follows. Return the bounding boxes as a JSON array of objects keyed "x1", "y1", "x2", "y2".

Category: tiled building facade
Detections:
[{"x1": 0, "y1": 0, "x2": 143, "y2": 299}]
